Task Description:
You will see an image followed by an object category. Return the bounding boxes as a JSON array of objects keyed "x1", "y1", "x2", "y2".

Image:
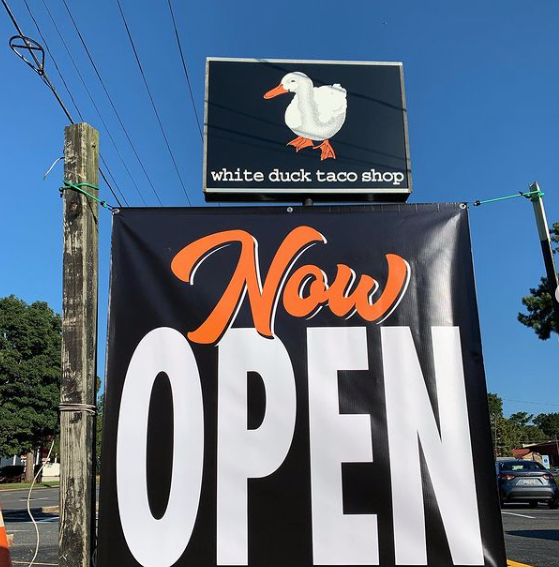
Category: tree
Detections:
[
  {"x1": 533, "y1": 413, "x2": 559, "y2": 438},
  {"x1": 509, "y1": 411, "x2": 534, "y2": 428},
  {"x1": 487, "y1": 393, "x2": 512, "y2": 456},
  {"x1": 491, "y1": 415, "x2": 518, "y2": 456},
  {"x1": 487, "y1": 394, "x2": 547, "y2": 454},
  {"x1": 518, "y1": 222, "x2": 559, "y2": 339},
  {"x1": 519, "y1": 425, "x2": 548, "y2": 444},
  {"x1": 488, "y1": 392, "x2": 503, "y2": 417},
  {"x1": 0, "y1": 295, "x2": 61, "y2": 481}
]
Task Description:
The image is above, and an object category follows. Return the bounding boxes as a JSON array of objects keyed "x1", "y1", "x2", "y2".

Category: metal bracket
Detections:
[{"x1": 9, "y1": 35, "x2": 45, "y2": 75}]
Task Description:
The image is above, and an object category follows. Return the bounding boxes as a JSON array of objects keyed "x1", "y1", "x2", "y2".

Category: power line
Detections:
[
  {"x1": 1, "y1": 0, "x2": 73, "y2": 121},
  {"x1": 503, "y1": 398, "x2": 559, "y2": 408},
  {"x1": 21, "y1": 0, "x2": 83, "y2": 121},
  {"x1": 166, "y1": 0, "x2": 203, "y2": 142},
  {"x1": 115, "y1": 0, "x2": 193, "y2": 206},
  {"x1": 21, "y1": 0, "x2": 128, "y2": 207},
  {"x1": 100, "y1": 158, "x2": 130, "y2": 207},
  {"x1": 3, "y1": 0, "x2": 125, "y2": 208},
  {"x1": 37, "y1": 0, "x2": 143, "y2": 206},
  {"x1": 60, "y1": 0, "x2": 164, "y2": 206}
]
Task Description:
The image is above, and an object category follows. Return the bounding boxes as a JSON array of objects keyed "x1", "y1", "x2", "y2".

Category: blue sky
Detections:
[{"x1": 1, "y1": 0, "x2": 558, "y2": 417}]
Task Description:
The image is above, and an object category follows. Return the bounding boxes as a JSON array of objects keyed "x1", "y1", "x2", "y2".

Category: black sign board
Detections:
[
  {"x1": 97, "y1": 204, "x2": 506, "y2": 567},
  {"x1": 203, "y1": 58, "x2": 412, "y2": 202}
]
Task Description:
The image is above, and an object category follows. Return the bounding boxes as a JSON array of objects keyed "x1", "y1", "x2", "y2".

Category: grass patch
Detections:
[{"x1": 0, "y1": 481, "x2": 59, "y2": 491}]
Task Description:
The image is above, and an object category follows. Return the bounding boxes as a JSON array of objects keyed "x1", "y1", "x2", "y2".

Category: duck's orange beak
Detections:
[{"x1": 264, "y1": 83, "x2": 288, "y2": 99}]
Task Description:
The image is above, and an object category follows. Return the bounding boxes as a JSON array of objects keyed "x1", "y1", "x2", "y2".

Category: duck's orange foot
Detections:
[
  {"x1": 313, "y1": 140, "x2": 336, "y2": 160},
  {"x1": 287, "y1": 136, "x2": 314, "y2": 152}
]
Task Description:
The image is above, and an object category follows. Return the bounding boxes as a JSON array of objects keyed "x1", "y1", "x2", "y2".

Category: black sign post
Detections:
[
  {"x1": 203, "y1": 58, "x2": 412, "y2": 202},
  {"x1": 97, "y1": 204, "x2": 506, "y2": 567}
]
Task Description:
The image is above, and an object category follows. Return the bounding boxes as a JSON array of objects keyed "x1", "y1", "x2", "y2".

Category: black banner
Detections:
[
  {"x1": 98, "y1": 204, "x2": 506, "y2": 567},
  {"x1": 203, "y1": 59, "x2": 412, "y2": 202}
]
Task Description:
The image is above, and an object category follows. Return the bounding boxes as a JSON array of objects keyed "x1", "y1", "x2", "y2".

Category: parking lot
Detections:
[{"x1": 501, "y1": 503, "x2": 559, "y2": 567}]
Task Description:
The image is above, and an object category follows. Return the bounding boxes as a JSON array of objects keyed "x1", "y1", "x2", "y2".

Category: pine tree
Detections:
[{"x1": 518, "y1": 222, "x2": 559, "y2": 339}]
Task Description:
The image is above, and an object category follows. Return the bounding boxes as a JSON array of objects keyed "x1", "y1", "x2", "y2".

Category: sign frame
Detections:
[{"x1": 203, "y1": 57, "x2": 412, "y2": 203}]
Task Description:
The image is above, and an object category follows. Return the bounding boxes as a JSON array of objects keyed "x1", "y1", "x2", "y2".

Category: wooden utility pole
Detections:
[{"x1": 60, "y1": 123, "x2": 99, "y2": 567}]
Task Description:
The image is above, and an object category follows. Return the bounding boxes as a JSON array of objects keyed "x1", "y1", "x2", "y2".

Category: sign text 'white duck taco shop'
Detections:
[{"x1": 203, "y1": 58, "x2": 412, "y2": 202}]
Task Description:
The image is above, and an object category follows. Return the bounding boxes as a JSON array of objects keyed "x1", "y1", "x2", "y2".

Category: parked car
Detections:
[
  {"x1": 496, "y1": 459, "x2": 559, "y2": 508},
  {"x1": 0, "y1": 465, "x2": 24, "y2": 483}
]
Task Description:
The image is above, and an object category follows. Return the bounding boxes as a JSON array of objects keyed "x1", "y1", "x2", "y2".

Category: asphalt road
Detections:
[
  {"x1": 1, "y1": 486, "x2": 59, "y2": 512},
  {"x1": 1, "y1": 487, "x2": 60, "y2": 566},
  {"x1": 1, "y1": 487, "x2": 558, "y2": 566},
  {"x1": 502, "y1": 503, "x2": 559, "y2": 567}
]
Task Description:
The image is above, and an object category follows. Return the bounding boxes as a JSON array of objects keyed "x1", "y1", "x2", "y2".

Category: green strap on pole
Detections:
[
  {"x1": 60, "y1": 181, "x2": 115, "y2": 210},
  {"x1": 471, "y1": 188, "x2": 544, "y2": 208}
]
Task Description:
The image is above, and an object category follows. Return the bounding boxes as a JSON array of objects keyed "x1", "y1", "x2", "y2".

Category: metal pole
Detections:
[{"x1": 529, "y1": 182, "x2": 559, "y2": 336}]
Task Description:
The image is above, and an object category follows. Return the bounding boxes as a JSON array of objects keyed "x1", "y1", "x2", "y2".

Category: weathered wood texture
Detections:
[
  {"x1": 24, "y1": 451, "x2": 34, "y2": 483},
  {"x1": 60, "y1": 123, "x2": 99, "y2": 567}
]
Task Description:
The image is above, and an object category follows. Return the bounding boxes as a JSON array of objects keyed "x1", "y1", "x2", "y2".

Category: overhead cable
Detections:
[
  {"x1": 21, "y1": 0, "x2": 83, "y2": 122},
  {"x1": 22, "y1": 0, "x2": 127, "y2": 206},
  {"x1": 115, "y1": 0, "x2": 193, "y2": 206},
  {"x1": 100, "y1": 158, "x2": 130, "y2": 207},
  {"x1": 39, "y1": 0, "x2": 144, "y2": 206},
  {"x1": 60, "y1": 0, "x2": 164, "y2": 206},
  {"x1": 2, "y1": 0, "x2": 73, "y2": 121},
  {"x1": 166, "y1": 0, "x2": 203, "y2": 142},
  {"x1": 3, "y1": 0, "x2": 125, "y2": 207}
]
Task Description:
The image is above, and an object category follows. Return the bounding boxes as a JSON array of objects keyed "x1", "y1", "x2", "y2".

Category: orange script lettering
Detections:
[{"x1": 171, "y1": 226, "x2": 410, "y2": 345}]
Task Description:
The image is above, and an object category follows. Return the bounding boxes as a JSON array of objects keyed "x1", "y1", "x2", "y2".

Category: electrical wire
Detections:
[
  {"x1": 100, "y1": 158, "x2": 130, "y2": 207},
  {"x1": 1, "y1": 0, "x2": 73, "y2": 122},
  {"x1": 5, "y1": 0, "x2": 125, "y2": 206},
  {"x1": 115, "y1": 0, "x2": 193, "y2": 206},
  {"x1": 37, "y1": 0, "x2": 143, "y2": 206},
  {"x1": 166, "y1": 0, "x2": 203, "y2": 142},
  {"x1": 19, "y1": 0, "x2": 127, "y2": 208},
  {"x1": 60, "y1": 0, "x2": 165, "y2": 206},
  {"x1": 21, "y1": 0, "x2": 84, "y2": 122},
  {"x1": 25, "y1": 438, "x2": 56, "y2": 567},
  {"x1": 502, "y1": 398, "x2": 559, "y2": 408}
]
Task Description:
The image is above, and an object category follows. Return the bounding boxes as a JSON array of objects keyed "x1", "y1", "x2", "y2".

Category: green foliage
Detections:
[
  {"x1": 0, "y1": 295, "x2": 61, "y2": 456},
  {"x1": 488, "y1": 393, "x2": 548, "y2": 455},
  {"x1": 488, "y1": 392, "x2": 503, "y2": 416},
  {"x1": 552, "y1": 222, "x2": 559, "y2": 249},
  {"x1": 520, "y1": 425, "x2": 548, "y2": 444},
  {"x1": 518, "y1": 277, "x2": 557, "y2": 339},
  {"x1": 518, "y1": 222, "x2": 559, "y2": 339},
  {"x1": 509, "y1": 411, "x2": 534, "y2": 428},
  {"x1": 533, "y1": 413, "x2": 559, "y2": 437}
]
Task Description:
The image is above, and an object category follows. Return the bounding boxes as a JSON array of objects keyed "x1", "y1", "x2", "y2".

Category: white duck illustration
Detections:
[{"x1": 264, "y1": 72, "x2": 347, "y2": 160}]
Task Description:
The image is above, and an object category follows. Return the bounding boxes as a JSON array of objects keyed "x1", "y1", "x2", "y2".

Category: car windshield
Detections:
[{"x1": 501, "y1": 461, "x2": 545, "y2": 472}]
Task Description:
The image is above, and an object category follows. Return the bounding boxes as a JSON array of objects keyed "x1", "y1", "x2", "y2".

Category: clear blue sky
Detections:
[{"x1": 1, "y1": 0, "x2": 558, "y2": 417}]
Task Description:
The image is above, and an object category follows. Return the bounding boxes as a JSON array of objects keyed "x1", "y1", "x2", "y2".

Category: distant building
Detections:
[{"x1": 512, "y1": 441, "x2": 559, "y2": 467}]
